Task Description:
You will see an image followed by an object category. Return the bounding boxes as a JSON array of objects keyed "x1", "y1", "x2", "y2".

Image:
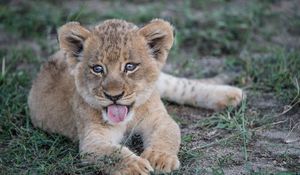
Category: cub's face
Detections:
[{"x1": 58, "y1": 19, "x2": 173, "y2": 125}]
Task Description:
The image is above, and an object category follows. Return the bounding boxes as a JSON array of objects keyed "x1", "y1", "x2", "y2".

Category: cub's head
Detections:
[{"x1": 58, "y1": 19, "x2": 174, "y2": 125}]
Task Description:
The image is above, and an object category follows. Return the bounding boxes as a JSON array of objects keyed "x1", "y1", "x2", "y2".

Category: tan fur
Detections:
[
  {"x1": 28, "y1": 19, "x2": 242, "y2": 174},
  {"x1": 157, "y1": 72, "x2": 243, "y2": 110}
]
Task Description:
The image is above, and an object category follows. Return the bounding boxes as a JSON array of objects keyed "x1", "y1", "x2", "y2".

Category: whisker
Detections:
[
  {"x1": 94, "y1": 95, "x2": 107, "y2": 101},
  {"x1": 123, "y1": 92, "x2": 135, "y2": 98}
]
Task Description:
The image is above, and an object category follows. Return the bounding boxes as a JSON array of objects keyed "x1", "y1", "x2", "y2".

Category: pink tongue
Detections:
[{"x1": 107, "y1": 105, "x2": 128, "y2": 123}]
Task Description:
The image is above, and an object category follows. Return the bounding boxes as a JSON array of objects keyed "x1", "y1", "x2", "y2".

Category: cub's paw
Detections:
[
  {"x1": 212, "y1": 86, "x2": 244, "y2": 110},
  {"x1": 113, "y1": 155, "x2": 153, "y2": 175},
  {"x1": 141, "y1": 148, "x2": 180, "y2": 173}
]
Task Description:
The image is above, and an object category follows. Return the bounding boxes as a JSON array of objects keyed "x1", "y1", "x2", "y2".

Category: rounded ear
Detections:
[
  {"x1": 138, "y1": 19, "x2": 174, "y2": 67},
  {"x1": 58, "y1": 22, "x2": 91, "y2": 61}
]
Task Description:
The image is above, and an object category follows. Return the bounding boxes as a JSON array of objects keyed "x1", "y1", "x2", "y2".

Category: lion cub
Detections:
[{"x1": 28, "y1": 19, "x2": 242, "y2": 174}]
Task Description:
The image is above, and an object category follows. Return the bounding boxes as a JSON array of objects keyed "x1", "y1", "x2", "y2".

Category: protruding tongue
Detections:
[{"x1": 107, "y1": 104, "x2": 128, "y2": 123}]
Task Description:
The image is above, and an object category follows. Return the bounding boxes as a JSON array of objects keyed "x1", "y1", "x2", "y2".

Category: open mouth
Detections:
[{"x1": 104, "y1": 103, "x2": 133, "y2": 123}]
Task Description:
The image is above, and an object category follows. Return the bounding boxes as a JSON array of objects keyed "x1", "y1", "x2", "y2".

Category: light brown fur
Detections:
[{"x1": 28, "y1": 19, "x2": 243, "y2": 174}]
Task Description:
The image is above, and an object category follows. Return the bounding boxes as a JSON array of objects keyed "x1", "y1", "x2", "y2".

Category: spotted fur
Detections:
[{"x1": 157, "y1": 73, "x2": 243, "y2": 110}]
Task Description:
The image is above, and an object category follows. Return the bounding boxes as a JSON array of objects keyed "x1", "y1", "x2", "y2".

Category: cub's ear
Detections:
[
  {"x1": 139, "y1": 19, "x2": 174, "y2": 67},
  {"x1": 58, "y1": 22, "x2": 91, "y2": 60}
]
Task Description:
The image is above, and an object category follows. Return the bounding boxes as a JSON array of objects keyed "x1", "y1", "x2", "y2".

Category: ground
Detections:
[{"x1": 0, "y1": 0, "x2": 300, "y2": 174}]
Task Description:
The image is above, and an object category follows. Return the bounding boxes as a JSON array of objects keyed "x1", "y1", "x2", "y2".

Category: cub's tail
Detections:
[{"x1": 156, "y1": 72, "x2": 243, "y2": 110}]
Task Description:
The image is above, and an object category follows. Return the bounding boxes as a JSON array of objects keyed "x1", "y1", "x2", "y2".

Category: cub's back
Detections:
[{"x1": 28, "y1": 51, "x2": 77, "y2": 139}]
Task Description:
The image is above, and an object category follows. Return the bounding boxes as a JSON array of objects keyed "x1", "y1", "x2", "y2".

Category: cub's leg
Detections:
[
  {"x1": 157, "y1": 72, "x2": 243, "y2": 110},
  {"x1": 75, "y1": 100, "x2": 153, "y2": 175},
  {"x1": 136, "y1": 94, "x2": 181, "y2": 173},
  {"x1": 79, "y1": 125, "x2": 153, "y2": 174}
]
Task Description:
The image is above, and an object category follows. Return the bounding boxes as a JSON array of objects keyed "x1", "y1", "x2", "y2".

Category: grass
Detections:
[
  {"x1": 1, "y1": 0, "x2": 300, "y2": 174},
  {"x1": 249, "y1": 51, "x2": 299, "y2": 100}
]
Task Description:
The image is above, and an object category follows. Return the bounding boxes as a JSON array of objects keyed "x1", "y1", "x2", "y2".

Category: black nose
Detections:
[{"x1": 103, "y1": 91, "x2": 124, "y2": 102}]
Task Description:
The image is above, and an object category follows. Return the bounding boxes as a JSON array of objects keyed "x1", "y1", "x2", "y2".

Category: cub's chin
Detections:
[{"x1": 101, "y1": 103, "x2": 135, "y2": 125}]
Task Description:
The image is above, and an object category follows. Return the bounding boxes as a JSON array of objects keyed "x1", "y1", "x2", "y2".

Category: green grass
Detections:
[
  {"x1": 245, "y1": 50, "x2": 299, "y2": 99},
  {"x1": 1, "y1": 0, "x2": 300, "y2": 174},
  {"x1": 0, "y1": 1, "x2": 101, "y2": 38}
]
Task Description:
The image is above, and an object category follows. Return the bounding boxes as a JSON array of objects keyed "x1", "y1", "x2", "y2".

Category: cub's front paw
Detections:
[
  {"x1": 113, "y1": 155, "x2": 153, "y2": 175},
  {"x1": 141, "y1": 149, "x2": 180, "y2": 173}
]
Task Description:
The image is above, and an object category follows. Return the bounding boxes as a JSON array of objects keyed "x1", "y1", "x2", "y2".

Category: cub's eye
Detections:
[
  {"x1": 125, "y1": 63, "x2": 139, "y2": 72},
  {"x1": 91, "y1": 65, "x2": 104, "y2": 74}
]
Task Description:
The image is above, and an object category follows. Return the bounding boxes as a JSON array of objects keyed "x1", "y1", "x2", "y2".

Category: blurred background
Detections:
[{"x1": 0, "y1": 0, "x2": 299, "y2": 174}]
